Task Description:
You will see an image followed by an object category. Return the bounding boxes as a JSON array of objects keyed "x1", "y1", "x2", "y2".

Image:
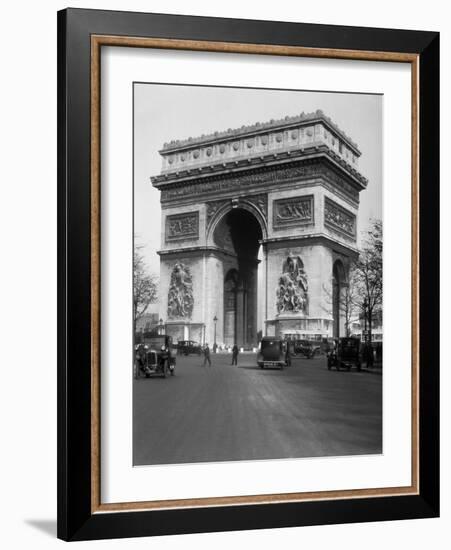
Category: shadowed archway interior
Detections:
[
  {"x1": 214, "y1": 208, "x2": 263, "y2": 347},
  {"x1": 332, "y1": 259, "x2": 347, "y2": 338}
]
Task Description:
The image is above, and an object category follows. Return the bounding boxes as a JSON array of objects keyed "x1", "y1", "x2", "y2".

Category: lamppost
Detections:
[
  {"x1": 362, "y1": 297, "x2": 368, "y2": 342},
  {"x1": 158, "y1": 318, "x2": 164, "y2": 335},
  {"x1": 213, "y1": 315, "x2": 218, "y2": 353},
  {"x1": 362, "y1": 297, "x2": 372, "y2": 366}
]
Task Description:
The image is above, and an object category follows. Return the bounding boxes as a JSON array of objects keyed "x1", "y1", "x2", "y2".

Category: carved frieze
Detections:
[
  {"x1": 165, "y1": 211, "x2": 199, "y2": 242},
  {"x1": 161, "y1": 161, "x2": 321, "y2": 201},
  {"x1": 160, "y1": 159, "x2": 360, "y2": 204},
  {"x1": 324, "y1": 197, "x2": 356, "y2": 238},
  {"x1": 273, "y1": 195, "x2": 314, "y2": 229}
]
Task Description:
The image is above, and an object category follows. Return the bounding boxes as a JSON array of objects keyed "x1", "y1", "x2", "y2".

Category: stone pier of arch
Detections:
[{"x1": 151, "y1": 110, "x2": 367, "y2": 348}]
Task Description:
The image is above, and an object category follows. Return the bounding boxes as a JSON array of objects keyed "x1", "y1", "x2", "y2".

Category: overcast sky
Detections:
[{"x1": 134, "y1": 83, "x2": 382, "y2": 277}]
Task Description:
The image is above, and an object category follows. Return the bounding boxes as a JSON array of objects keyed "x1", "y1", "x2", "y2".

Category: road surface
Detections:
[{"x1": 133, "y1": 352, "x2": 382, "y2": 466}]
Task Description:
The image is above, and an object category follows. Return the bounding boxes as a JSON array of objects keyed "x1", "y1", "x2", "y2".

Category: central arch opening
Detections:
[{"x1": 213, "y1": 208, "x2": 263, "y2": 348}]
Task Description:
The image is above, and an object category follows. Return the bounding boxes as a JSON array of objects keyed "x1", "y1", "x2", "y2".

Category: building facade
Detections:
[
  {"x1": 151, "y1": 110, "x2": 367, "y2": 347},
  {"x1": 135, "y1": 312, "x2": 159, "y2": 333}
]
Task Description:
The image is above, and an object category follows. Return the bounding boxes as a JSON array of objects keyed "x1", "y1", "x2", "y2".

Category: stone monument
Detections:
[{"x1": 151, "y1": 110, "x2": 367, "y2": 347}]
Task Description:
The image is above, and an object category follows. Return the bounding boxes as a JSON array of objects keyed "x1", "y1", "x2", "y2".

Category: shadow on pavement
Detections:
[{"x1": 238, "y1": 365, "x2": 286, "y2": 372}]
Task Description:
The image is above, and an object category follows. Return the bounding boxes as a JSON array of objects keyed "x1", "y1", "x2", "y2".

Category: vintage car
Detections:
[
  {"x1": 257, "y1": 337, "x2": 290, "y2": 369},
  {"x1": 135, "y1": 335, "x2": 176, "y2": 378},
  {"x1": 327, "y1": 337, "x2": 362, "y2": 371},
  {"x1": 294, "y1": 339, "x2": 321, "y2": 359},
  {"x1": 177, "y1": 340, "x2": 202, "y2": 356},
  {"x1": 320, "y1": 338, "x2": 336, "y2": 355}
]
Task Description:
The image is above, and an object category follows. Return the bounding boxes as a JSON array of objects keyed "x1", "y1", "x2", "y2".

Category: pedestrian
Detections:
[
  {"x1": 285, "y1": 342, "x2": 292, "y2": 367},
  {"x1": 231, "y1": 344, "x2": 239, "y2": 365},
  {"x1": 203, "y1": 343, "x2": 212, "y2": 367}
]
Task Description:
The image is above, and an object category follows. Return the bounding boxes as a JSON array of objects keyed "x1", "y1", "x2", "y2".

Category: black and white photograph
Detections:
[
  {"x1": 133, "y1": 83, "x2": 383, "y2": 466},
  {"x1": 0, "y1": 0, "x2": 444, "y2": 546}
]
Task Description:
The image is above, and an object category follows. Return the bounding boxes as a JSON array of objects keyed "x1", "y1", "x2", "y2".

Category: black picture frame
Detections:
[{"x1": 57, "y1": 8, "x2": 439, "y2": 541}]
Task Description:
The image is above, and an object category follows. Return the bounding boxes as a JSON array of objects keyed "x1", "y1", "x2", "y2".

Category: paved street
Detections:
[{"x1": 133, "y1": 353, "x2": 382, "y2": 466}]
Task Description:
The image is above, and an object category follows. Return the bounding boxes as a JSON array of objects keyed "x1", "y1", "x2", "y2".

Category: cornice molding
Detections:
[
  {"x1": 152, "y1": 144, "x2": 367, "y2": 189},
  {"x1": 155, "y1": 154, "x2": 366, "y2": 206}
]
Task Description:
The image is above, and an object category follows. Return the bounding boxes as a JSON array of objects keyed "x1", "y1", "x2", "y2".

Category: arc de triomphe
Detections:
[{"x1": 151, "y1": 110, "x2": 367, "y2": 348}]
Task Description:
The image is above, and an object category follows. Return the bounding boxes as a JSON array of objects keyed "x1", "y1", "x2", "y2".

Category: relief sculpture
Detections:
[
  {"x1": 276, "y1": 253, "x2": 308, "y2": 314},
  {"x1": 273, "y1": 196, "x2": 313, "y2": 228},
  {"x1": 166, "y1": 212, "x2": 199, "y2": 241},
  {"x1": 167, "y1": 262, "x2": 194, "y2": 319},
  {"x1": 247, "y1": 193, "x2": 268, "y2": 219},
  {"x1": 206, "y1": 200, "x2": 228, "y2": 226},
  {"x1": 324, "y1": 198, "x2": 356, "y2": 237},
  {"x1": 157, "y1": 159, "x2": 364, "y2": 203},
  {"x1": 161, "y1": 161, "x2": 322, "y2": 201}
]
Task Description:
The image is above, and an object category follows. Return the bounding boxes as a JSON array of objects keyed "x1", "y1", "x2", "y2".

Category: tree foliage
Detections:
[
  {"x1": 340, "y1": 264, "x2": 361, "y2": 337},
  {"x1": 133, "y1": 245, "x2": 157, "y2": 331},
  {"x1": 353, "y1": 219, "x2": 383, "y2": 341},
  {"x1": 322, "y1": 262, "x2": 360, "y2": 337},
  {"x1": 322, "y1": 219, "x2": 382, "y2": 341}
]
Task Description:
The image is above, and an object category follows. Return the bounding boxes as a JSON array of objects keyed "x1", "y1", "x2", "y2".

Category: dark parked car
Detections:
[
  {"x1": 177, "y1": 340, "x2": 202, "y2": 356},
  {"x1": 294, "y1": 339, "x2": 321, "y2": 359},
  {"x1": 257, "y1": 337, "x2": 290, "y2": 369},
  {"x1": 327, "y1": 337, "x2": 362, "y2": 371},
  {"x1": 135, "y1": 335, "x2": 176, "y2": 378}
]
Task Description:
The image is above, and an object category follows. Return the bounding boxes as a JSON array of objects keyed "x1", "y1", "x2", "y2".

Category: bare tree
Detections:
[
  {"x1": 322, "y1": 262, "x2": 360, "y2": 337},
  {"x1": 353, "y1": 219, "x2": 383, "y2": 343},
  {"x1": 340, "y1": 265, "x2": 361, "y2": 337},
  {"x1": 133, "y1": 244, "x2": 158, "y2": 334}
]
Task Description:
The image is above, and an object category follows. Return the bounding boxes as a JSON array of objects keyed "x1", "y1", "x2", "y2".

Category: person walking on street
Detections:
[
  {"x1": 285, "y1": 342, "x2": 292, "y2": 367},
  {"x1": 231, "y1": 344, "x2": 239, "y2": 365},
  {"x1": 203, "y1": 343, "x2": 212, "y2": 367}
]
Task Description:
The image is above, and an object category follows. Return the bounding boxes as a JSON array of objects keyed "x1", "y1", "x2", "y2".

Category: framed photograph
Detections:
[{"x1": 57, "y1": 8, "x2": 439, "y2": 541}]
